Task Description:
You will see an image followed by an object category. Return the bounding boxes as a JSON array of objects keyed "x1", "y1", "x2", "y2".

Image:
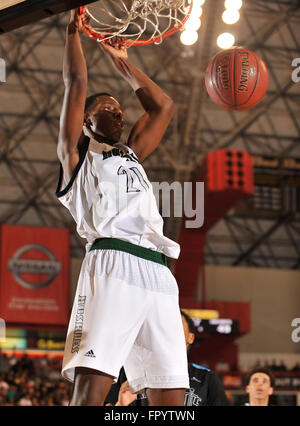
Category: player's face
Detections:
[
  {"x1": 87, "y1": 96, "x2": 124, "y2": 142},
  {"x1": 246, "y1": 373, "x2": 273, "y2": 401}
]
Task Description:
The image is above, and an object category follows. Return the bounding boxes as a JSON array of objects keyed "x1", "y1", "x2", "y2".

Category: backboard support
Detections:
[{"x1": 0, "y1": 0, "x2": 96, "y2": 34}]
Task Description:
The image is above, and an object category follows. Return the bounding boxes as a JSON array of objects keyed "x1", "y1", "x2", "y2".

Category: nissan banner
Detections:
[{"x1": 0, "y1": 224, "x2": 70, "y2": 325}]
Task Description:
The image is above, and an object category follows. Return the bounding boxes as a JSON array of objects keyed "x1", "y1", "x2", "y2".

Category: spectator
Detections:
[
  {"x1": 0, "y1": 373, "x2": 9, "y2": 392},
  {"x1": 17, "y1": 392, "x2": 33, "y2": 406},
  {"x1": 252, "y1": 359, "x2": 262, "y2": 369},
  {"x1": 0, "y1": 351, "x2": 72, "y2": 405},
  {"x1": 291, "y1": 362, "x2": 300, "y2": 372},
  {"x1": 7, "y1": 352, "x2": 17, "y2": 370},
  {"x1": 31, "y1": 396, "x2": 39, "y2": 406},
  {"x1": 277, "y1": 360, "x2": 287, "y2": 372},
  {"x1": 0, "y1": 352, "x2": 10, "y2": 374},
  {"x1": 6, "y1": 384, "x2": 17, "y2": 404},
  {"x1": 0, "y1": 387, "x2": 8, "y2": 404},
  {"x1": 0, "y1": 394, "x2": 6, "y2": 406},
  {"x1": 268, "y1": 359, "x2": 279, "y2": 372},
  {"x1": 245, "y1": 368, "x2": 275, "y2": 406}
]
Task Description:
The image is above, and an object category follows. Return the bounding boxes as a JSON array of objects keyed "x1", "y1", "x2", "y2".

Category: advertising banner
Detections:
[{"x1": 0, "y1": 224, "x2": 70, "y2": 325}]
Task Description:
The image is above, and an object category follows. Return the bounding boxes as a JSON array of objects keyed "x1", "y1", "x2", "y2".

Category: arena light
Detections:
[
  {"x1": 224, "y1": 0, "x2": 243, "y2": 10},
  {"x1": 189, "y1": 0, "x2": 206, "y2": 5},
  {"x1": 222, "y1": 9, "x2": 240, "y2": 24},
  {"x1": 185, "y1": 16, "x2": 201, "y2": 31},
  {"x1": 191, "y1": 5, "x2": 203, "y2": 18},
  {"x1": 217, "y1": 32, "x2": 235, "y2": 49},
  {"x1": 180, "y1": 30, "x2": 199, "y2": 46},
  {"x1": 186, "y1": 1, "x2": 203, "y2": 18}
]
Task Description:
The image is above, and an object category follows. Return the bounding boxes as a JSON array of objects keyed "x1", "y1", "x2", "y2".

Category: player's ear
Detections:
[
  {"x1": 188, "y1": 332, "x2": 195, "y2": 346},
  {"x1": 268, "y1": 387, "x2": 274, "y2": 395}
]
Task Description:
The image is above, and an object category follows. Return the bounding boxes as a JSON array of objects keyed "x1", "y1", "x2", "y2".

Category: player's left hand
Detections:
[
  {"x1": 99, "y1": 36, "x2": 131, "y2": 78},
  {"x1": 99, "y1": 36, "x2": 139, "y2": 91},
  {"x1": 116, "y1": 380, "x2": 137, "y2": 406},
  {"x1": 100, "y1": 36, "x2": 128, "y2": 60}
]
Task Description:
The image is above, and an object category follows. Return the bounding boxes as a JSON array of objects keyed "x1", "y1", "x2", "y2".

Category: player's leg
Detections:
[
  {"x1": 62, "y1": 250, "x2": 150, "y2": 405},
  {"x1": 146, "y1": 388, "x2": 186, "y2": 406},
  {"x1": 124, "y1": 265, "x2": 189, "y2": 406},
  {"x1": 69, "y1": 367, "x2": 114, "y2": 406}
]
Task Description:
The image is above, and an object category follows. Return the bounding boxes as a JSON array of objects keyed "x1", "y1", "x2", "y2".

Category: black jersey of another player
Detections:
[
  {"x1": 105, "y1": 364, "x2": 229, "y2": 406},
  {"x1": 185, "y1": 363, "x2": 229, "y2": 406}
]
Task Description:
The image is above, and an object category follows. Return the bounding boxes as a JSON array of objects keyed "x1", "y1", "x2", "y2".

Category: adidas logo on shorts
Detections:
[{"x1": 84, "y1": 349, "x2": 96, "y2": 358}]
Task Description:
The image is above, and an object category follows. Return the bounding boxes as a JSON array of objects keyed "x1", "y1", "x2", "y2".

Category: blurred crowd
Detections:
[
  {"x1": 0, "y1": 350, "x2": 299, "y2": 406},
  {"x1": 0, "y1": 352, "x2": 72, "y2": 406},
  {"x1": 213, "y1": 357, "x2": 300, "y2": 374},
  {"x1": 251, "y1": 359, "x2": 300, "y2": 373}
]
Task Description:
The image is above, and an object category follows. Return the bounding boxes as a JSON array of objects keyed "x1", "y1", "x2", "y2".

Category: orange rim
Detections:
[{"x1": 79, "y1": 1, "x2": 193, "y2": 47}]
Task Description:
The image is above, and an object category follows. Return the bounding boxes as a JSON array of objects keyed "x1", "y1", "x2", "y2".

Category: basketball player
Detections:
[
  {"x1": 56, "y1": 9, "x2": 189, "y2": 406},
  {"x1": 245, "y1": 368, "x2": 274, "y2": 406}
]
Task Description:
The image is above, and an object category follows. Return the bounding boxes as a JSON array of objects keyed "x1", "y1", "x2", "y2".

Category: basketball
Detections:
[{"x1": 205, "y1": 47, "x2": 269, "y2": 111}]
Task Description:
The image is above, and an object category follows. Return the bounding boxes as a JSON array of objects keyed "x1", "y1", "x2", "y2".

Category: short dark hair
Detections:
[
  {"x1": 180, "y1": 310, "x2": 197, "y2": 335},
  {"x1": 245, "y1": 368, "x2": 275, "y2": 387},
  {"x1": 84, "y1": 92, "x2": 115, "y2": 113}
]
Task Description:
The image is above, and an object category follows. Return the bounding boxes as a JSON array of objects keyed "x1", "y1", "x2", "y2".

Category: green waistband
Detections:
[{"x1": 89, "y1": 238, "x2": 167, "y2": 266}]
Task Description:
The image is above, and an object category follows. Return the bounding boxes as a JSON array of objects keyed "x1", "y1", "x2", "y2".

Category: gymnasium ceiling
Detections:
[{"x1": 0, "y1": 0, "x2": 300, "y2": 269}]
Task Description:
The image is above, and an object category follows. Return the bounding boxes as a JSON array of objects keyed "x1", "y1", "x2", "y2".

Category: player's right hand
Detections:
[{"x1": 69, "y1": 8, "x2": 84, "y2": 33}]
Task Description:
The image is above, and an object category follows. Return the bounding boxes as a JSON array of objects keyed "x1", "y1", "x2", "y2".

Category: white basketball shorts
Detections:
[{"x1": 61, "y1": 239, "x2": 189, "y2": 393}]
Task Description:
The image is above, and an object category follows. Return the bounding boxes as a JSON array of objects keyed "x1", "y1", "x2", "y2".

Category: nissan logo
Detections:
[{"x1": 7, "y1": 244, "x2": 61, "y2": 290}]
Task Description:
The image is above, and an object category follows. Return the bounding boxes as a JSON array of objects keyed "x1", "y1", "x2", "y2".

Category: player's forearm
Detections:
[
  {"x1": 121, "y1": 59, "x2": 173, "y2": 112},
  {"x1": 63, "y1": 24, "x2": 87, "y2": 84}
]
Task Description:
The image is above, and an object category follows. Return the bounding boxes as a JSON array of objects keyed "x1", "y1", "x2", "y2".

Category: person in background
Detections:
[
  {"x1": 245, "y1": 368, "x2": 275, "y2": 406},
  {"x1": 17, "y1": 392, "x2": 33, "y2": 406},
  {"x1": 277, "y1": 360, "x2": 287, "y2": 372},
  {"x1": 291, "y1": 362, "x2": 300, "y2": 372}
]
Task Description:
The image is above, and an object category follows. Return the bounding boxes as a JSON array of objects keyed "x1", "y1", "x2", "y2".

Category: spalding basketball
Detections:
[{"x1": 205, "y1": 47, "x2": 269, "y2": 111}]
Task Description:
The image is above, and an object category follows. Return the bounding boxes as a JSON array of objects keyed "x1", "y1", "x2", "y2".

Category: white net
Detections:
[{"x1": 82, "y1": 0, "x2": 192, "y2": 45}]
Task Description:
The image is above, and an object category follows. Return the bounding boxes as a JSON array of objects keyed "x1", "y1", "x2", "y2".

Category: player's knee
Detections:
[
  {"x1": 70, "y1": 368, "x2": 114, "y2": 406},
  {"x1": 70, "y1": 384, "x2": 108, "y2": 406},
  {"x1": 70, "y1": 393, "x2": 104, "y2": 406}
]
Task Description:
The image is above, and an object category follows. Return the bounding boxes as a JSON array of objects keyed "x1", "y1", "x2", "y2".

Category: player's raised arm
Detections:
[
  {"x1": 57, "y1": 9, "x2": 88, "y2": 180},
  {"x1": 100, "y1": 38, "x2": 174, "y2": 162}
]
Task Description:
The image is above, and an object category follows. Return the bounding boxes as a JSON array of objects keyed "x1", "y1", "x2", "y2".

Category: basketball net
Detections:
[{"x1": 79, "y1": 0, "x2": 193, "y2": 47}]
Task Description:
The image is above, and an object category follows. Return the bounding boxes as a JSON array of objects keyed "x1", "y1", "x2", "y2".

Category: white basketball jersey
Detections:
[{"x1": 56, "y1": 138, "x2": 180, "y2": 259}]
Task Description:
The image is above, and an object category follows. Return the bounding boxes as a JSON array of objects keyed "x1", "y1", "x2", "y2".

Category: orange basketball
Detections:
[{"x1": 205, "y1": 47, "x2": 269, "y2": 111}]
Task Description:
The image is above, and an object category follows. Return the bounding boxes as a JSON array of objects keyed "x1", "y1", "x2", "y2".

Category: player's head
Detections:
[
  {"x1": 84, "y1": 93, "x2": 124, "y2": 143},
  {"x1": 245, "y1": 368, "x2": 274, "y2": 406},
  {"x1": 180, "y1": 310, "x2": 196, "y2": 349}
]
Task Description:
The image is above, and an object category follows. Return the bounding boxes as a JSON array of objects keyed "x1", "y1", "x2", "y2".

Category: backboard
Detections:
[{"x1": 0, "y1": 0, "x2": 96, "y2": 33}]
